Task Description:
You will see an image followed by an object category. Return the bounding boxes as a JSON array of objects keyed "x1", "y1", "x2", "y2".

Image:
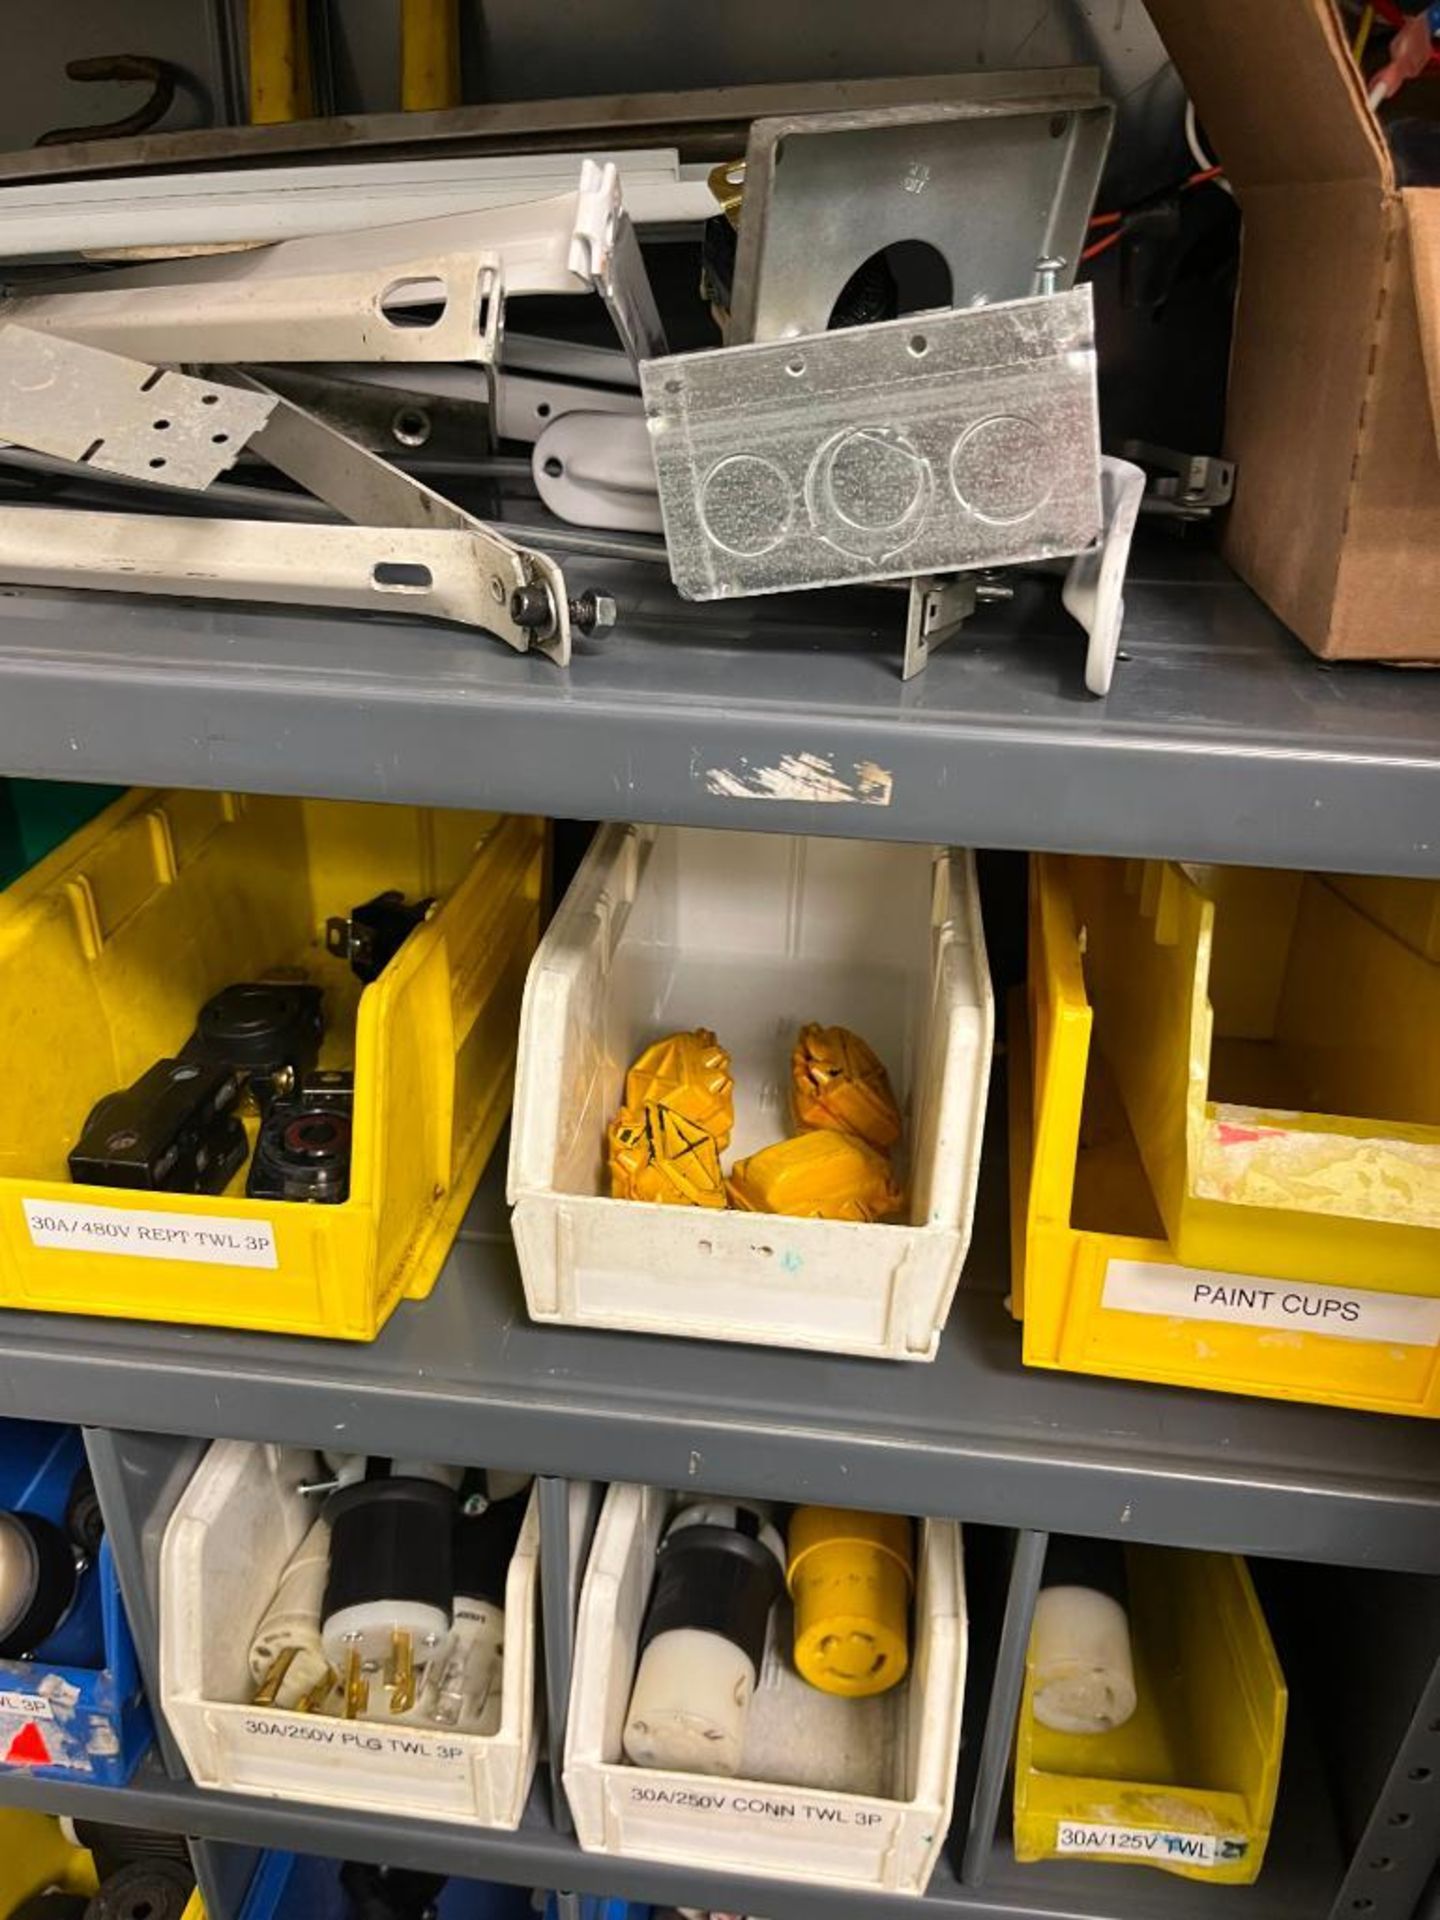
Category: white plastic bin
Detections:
[
  {"x1": 563, "y1": 1484, "x2": 967, "y2": 1894},
  {"x1": 508, "y1": 825, "x2": 993, "y2": 1358},
  {"x1": 159, "y1": 1441, "x2": 540, "y2": 1827}
]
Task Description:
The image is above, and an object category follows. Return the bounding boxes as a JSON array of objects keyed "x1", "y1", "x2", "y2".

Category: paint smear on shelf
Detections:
[{"x1": 702, "y1": 752, "x2": 894, "y2": 806}]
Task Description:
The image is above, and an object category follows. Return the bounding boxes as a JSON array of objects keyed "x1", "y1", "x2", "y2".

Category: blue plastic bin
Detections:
[
  {"x1": 238, "y1": 1852, "x2": 541, "y2": 1920},
  {"x1": 0, "y1": 1418, "x2": 152, "y2": 1782}
]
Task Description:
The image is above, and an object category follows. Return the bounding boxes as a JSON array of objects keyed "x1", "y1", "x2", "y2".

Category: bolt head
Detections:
[{"x1": 588, "y1": 592, "x2": 618, "y2": 631}]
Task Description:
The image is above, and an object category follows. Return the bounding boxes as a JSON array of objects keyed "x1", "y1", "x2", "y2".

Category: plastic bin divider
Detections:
[{"x1": 958, "y1": 1529, "x2": 1048, "y2": 1885}]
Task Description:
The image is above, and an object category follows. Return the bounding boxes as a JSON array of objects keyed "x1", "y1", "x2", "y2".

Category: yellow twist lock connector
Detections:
[
  {"x1": 608, "y1": 1102, "x2": 727, "y2": 1208},
  {"x1": 791, "y1": 1024, "x2": 902, "y2": 1153},
  {"x1": 787, "y1": 1507, "x2": 914, "y2": 1698},
  {"x1": 726, "y1": 1129, "x2": 903, "y2": 1222},
  {"x1": 626, "y1": 1029, "x2": 735, "y2": 1150}
]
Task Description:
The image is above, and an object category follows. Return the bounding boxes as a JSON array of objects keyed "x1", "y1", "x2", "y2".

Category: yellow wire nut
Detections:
[
  {"x1": 726, "y1": 1130, "x2": 904, "y2": 1222},
  {"x1": 787, "y1": 1506, "x2": 914, "y2": 1698},
  {"x1": 625, "y1": 1029, "x2": 735, "y2": 1150},
  {"x1": 608, "y1": 1102, "x2": 727, "y2": 1208},
  {"x1": 791, "y1": 1024, "x2": 902, "y2": 1152}
]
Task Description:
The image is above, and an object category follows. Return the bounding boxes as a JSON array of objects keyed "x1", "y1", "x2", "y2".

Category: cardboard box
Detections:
[{"x1": 1147, "y1": 0, "x2": 1440, "y2": 660}]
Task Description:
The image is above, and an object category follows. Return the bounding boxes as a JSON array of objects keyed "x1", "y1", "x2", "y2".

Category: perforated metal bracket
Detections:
[
  {"x1": 0, "y1": 376, "x2": 572, "y2": 661},
  {"x1": 0, "y1": 323, "x2": 275, "y2": 488},
  {"x1": 643, "y1": 289, "x2": 1102, "y2": 603}
]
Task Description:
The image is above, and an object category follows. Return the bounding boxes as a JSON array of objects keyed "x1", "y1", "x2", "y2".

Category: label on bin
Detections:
[
  {"x1": 623, "y1": 1783, "x2": 887, "y2": 1828},
  {"x1": 0, "y1": 1692, "x2": 52, "y2": 1720},
  {"x1": 23, "y1": 1198, "x2": 278, "y2": 1268},
  {"x1": 1102, "y1": 1261, "x2": 1440, "y2": 1346},
  {"x1": 1056, "y1": 1822, "x2": 1237, "y2": 1867},
  {"x1": 239, "y1": 1716, "x2": 468, "y2": 1770}
]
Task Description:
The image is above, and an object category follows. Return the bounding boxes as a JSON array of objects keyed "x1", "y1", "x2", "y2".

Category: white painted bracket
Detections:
[
  {"x1": 532, "y1": 412, "x2": 663, "y2": 535},
  {"x1": 903, "y1": 574, "x2": 979, "y2": 681},
  {"x1": 0, "y1": 323, "x2": 275, "y2": 489},
  {"x1": 568, "y1": 159, "x2": 668, "y2": 368},
  {"x1": 0, "y1": 172, "x2": 661, "y2": 372},
  {"x1": 1062, "y1": 455, "x2": 1146, "y2": 696},
  {"x1": 499, "y1": 371, "x2": 642, "y2": 445}
]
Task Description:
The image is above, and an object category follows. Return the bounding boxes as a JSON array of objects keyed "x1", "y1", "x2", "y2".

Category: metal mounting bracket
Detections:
[
  {"x1": 0, "y1": 165, "x2": 662, "y2": 373},
  {"x1": 568, "y1": 159, "x2": 668, "y2": 367},
  {"x1": 1062, "y1": 455, "x2": 1146, "y2": 696},
  {"x1": 903, "y1": 574, "x2": 979, "y2": 680},
  {"x1": 728, "y1": 91, "x2": 1113, "y2": 345},
  {"x1": 0, "y1": 376, "x2": 573, "y2": 661},
  {"x1": 0, "y1": 322, "x2": 275, "y2": 489},
  {"x1": 642, "y1": 288, "x2": 1102, "y2": 602}
]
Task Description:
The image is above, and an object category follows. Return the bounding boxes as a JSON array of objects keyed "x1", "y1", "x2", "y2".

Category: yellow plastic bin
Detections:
[
  {"x1": 1014, "y1": 1546, "x2": 1286, "y2": 1884},
  {"x1": 1073, "y1": 858, "x2": 1438, "y2": 1290},
  {"x1": 0, "y1": 789, "x2": 544, "y2": 1338},
  {"x1": 0, "y1": 1809, "x2": 99, "y2": 1911},
  {"x1": 1010, "y1": 855, "x2": 1440, "y2": 1416}
]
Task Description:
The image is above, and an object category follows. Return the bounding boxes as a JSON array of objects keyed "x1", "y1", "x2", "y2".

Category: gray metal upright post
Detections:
[
  {"x1": 959, "y1": 1528, "x2": 1048, "y2": 1886},
  {"x1": 1326, "y1": 1647, "x2": 1440, "y2": 1920},
  {"x1": 82, "y1": 1428, "x2": 207, "y2": 1777},
  {"x1": 189, "y1": 1839, "x2": 263, "y2": 1920},
  {"x1": 85, "y1": 1430, "x2": 264, "y2": 1920},
  {"x1": 537, "y1": 1475, "x2": 576, "y2": 1836}
]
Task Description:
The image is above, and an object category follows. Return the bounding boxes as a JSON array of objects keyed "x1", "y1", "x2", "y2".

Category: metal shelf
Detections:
[
  {"x1": 0, "y1": 542, "x2": 1436, "y2": 873},
  {"x1": 0, "y1": 1750, "x2": 1346, "y2": 1920},
  {"x1": 1, "y1": 1150, "x2": 1435, "y2": 1574}
]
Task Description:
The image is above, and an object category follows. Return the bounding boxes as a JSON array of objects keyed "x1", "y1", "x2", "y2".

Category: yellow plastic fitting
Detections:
[
  {"x1": 625, "y1": 1028, "x2": 734, "y2": 1149},
  {"x1": 787, "y1": 1507, "x2": 914, "y2": 1698},
  {"x1": 726, "y1": 1129, "x2": 903, "y2": 1222},
  {"x1": 791, "y1": 1023, "x2": 902, "y2": 1152},
  {"x1": 608, "y1": 1102, "x2": 726, "y2": 1208}
]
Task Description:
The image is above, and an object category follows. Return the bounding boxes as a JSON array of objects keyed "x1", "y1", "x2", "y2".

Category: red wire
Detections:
[
  {"x1": 1081, "y1": 229, "x2": 1124, "y2": 264},
  {"x1": 1083, "y1": 164, "x2": 1227, "y2": 260},
  {"x1": 1372, "y1": 0, "x2": 1440, "y2": 70}
]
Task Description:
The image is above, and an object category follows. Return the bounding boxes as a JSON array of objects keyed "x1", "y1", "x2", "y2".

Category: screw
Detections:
[
  {"x1": 510, "y1": 585, "x2": 618, "y2": 637},
  {"x1": 509, "y1": 584, "x2": 554, "y2": 631},
  {"x1": 1034, "y1": 256, "x2": 1065, "y2": 296},
  {"x1": 569, "y1": 590, "x2": 617, "y2": 634}
]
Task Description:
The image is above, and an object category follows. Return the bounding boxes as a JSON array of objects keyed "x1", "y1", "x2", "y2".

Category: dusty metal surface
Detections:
[
  {"x1": 0, "y1": 70, "x2": 1108, "y2": 181},
  {"x1": 0, "y1": 379, "x2": 573, "y2": 660},
  {"x1": 728, "y1": 92, "x2": 1113, "y2": 343},
  {"x1": 642, "y1": 289, "x2": 1101, "y2": 600},
  {"x1": 0, "y1": 324, "x2": 274, "y2": 489}
]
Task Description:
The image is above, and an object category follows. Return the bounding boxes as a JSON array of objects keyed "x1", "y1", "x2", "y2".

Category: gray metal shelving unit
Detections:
[
  {"x1": 0, "y1": 543, "x2": 1435, "y2": 876},
  {"x1": 0, "y1": 1156, "x2": 1434, "y2": 1573},
  {"x1": 0, "y1": 1745, "x2": 1354, "y2": 1920},
  {"x1": 0, "y1": 553, "x2": 1437, "y2": 1920}
]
